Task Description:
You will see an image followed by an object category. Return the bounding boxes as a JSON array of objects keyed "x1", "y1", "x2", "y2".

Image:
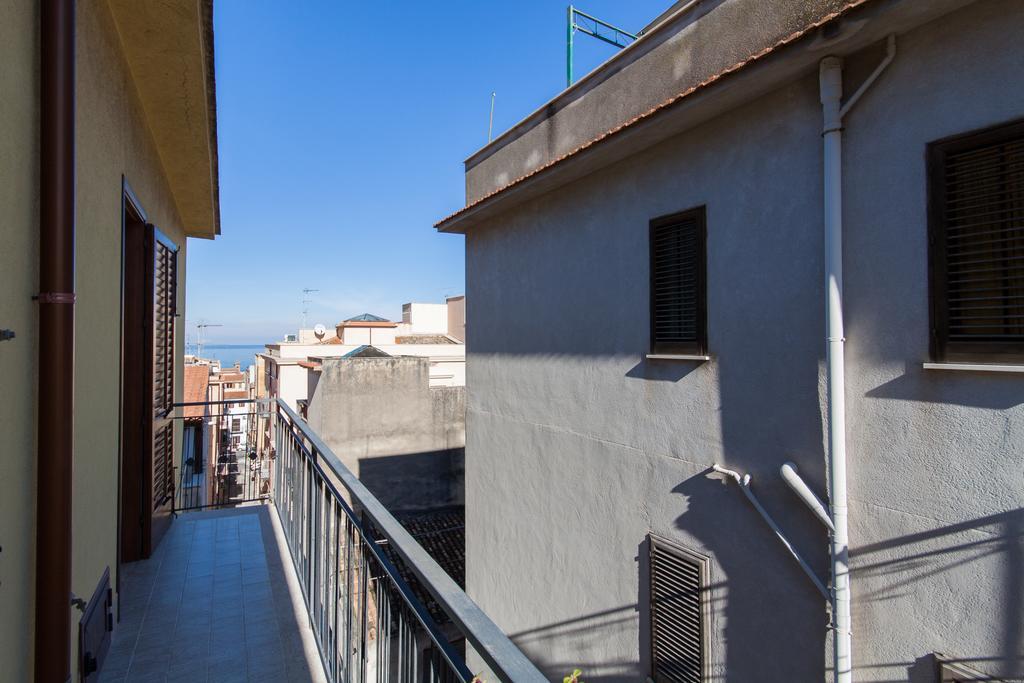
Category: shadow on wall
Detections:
[
  {"x1": 854, "y1": 508, "x2": 1024, "y2": 682},
  {"x1": 625, "y1": 358, "x2": 702, "y2": 382},
  {"x1": 508, "y1": 602, "x2": 641, "y2": 682},
  {"x1": 865, "y1": 361, "x2": 1024, "y2": 410},
  {"x1": 672, "y1": 468, "x2": 829, "y2": 682},
  {"x1": 358, "y1": 448, "x2": 464, "y2": 514}
]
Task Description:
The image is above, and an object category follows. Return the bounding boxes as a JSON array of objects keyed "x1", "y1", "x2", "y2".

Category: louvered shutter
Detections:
[
  {"x1": 152, "y1": 423, "x2": 173, "y2": 509},
  {"x1": 151, "y1": 230, "x2": 177, "y2": 508},
  {"x1": 930, "y1": 120, "x2": 1024, "y2": 362},
  {"x1": 649, "y1": 536, "x2": 708, "y2": 683},
  {"x1": 650, "y1": 209, "x2": 707, "y2": 355}
]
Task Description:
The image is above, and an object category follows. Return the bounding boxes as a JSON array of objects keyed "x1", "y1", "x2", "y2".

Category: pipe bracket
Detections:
[{"x1": 35, "y1": 292, "x2": 77, "y2": 304}]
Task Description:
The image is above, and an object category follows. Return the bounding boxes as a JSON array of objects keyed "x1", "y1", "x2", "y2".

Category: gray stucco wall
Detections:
[
  {"x1": 462, "y1": 2, "x2": 1024, "y2": 681},
  {"x1": 306, "y1": 357, "x2": 465, "y2": 513}
]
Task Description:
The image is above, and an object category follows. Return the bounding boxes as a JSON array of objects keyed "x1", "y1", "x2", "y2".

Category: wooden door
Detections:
[{"x1": 120, "y1": 210, "x2": 177, "y2": 562}]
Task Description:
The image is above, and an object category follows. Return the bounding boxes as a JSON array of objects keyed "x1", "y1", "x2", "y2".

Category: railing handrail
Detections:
[
  {"x1": 275, "y1": 398, "x2": 547, "y2": 683},
  {"x1": 173, "y1": 398, "x2": 258, "y2": 407}
]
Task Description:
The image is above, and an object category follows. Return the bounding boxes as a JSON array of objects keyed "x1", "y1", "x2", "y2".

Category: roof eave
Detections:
[
  {"x1": 108, "y1": 0, "x2": 220, "y2": 239},
  {"x1": 436, "y1": 0, "x2": 974, "y2": 235}
]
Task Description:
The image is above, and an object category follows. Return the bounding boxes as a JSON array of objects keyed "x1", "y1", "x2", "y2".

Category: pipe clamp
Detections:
[{"x1": 35, "y1": 292, "x2": 77, "y2": 304}]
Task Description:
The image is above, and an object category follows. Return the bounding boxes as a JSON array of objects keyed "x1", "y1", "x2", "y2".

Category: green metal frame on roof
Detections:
[
  {"x1": 345, "y1": 313, "x2": 389, "y2": 322},
  {"x1": 567, "y1": 5, "x2": 637, "y2": 86}
]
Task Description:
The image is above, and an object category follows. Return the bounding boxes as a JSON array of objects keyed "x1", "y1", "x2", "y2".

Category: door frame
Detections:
[
  {"x1": 118, "y1": 179, "x2": 148, "y2": 571},
  {"x1": 117, "y1": 180, "x2": 178, "y2": 570}
]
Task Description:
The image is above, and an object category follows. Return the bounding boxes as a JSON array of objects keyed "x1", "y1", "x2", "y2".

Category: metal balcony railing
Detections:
[
  {"x1": 272, "y1": 398, "x2": 546, "y2": 682},
  {"x1": 172, "y1": 395, "x2": 545, "y2": 682},
  {"x1": 173, "y1": 398, "x2": 269, "y2": 511}
]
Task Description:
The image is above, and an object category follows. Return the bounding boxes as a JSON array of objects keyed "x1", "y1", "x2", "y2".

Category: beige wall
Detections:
[
  {"x1": 0, "y1": 1, "x2": 193, "y2": 679},
  {"x1": 0, "y1": 1, "x2": 40, "y2": 679},
  {"x1": 446, "y1": 296, "x2": 465, "y2": 342}
]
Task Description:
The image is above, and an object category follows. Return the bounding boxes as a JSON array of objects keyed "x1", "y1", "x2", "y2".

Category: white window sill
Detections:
[
  {"x1": 922, "y1": 362, "x2": 1024, "y2": 374},
  {"x1": 645, "y1": 354, "x2": 710, "y2": 362}
]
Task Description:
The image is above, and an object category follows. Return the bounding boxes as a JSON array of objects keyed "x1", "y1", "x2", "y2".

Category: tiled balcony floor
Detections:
[{"x1": 98, "y1": 505, "x2": 326, "y2": 683}]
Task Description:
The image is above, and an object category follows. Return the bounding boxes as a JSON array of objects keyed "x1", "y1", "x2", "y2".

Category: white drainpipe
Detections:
[{"x1": 818, "y1": 34, "x2": 895, "y2": 683}]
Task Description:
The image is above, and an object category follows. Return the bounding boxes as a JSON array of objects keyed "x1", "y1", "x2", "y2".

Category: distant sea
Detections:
[{"x1": 189, "y1": 344, "x2": 265, "y2": 371}]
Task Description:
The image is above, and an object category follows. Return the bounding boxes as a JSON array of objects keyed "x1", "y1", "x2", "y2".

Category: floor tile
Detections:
[{"x1": 98, "y1": 506, "x2": 324, "y2": 682}]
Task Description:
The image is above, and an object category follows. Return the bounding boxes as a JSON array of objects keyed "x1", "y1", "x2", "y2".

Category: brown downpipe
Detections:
[{"x1": 36, "y1": 1, "x2": 75, "y2": 681}]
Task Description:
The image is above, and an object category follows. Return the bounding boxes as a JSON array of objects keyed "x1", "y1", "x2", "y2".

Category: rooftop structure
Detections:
[{"x1": 345, "y1": 312, "x2": 390, "y2": 322}]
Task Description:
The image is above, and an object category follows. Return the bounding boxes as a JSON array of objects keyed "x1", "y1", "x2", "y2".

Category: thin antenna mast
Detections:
[
  {"x1": 488, "y1": 92, "x2": 496, "y2": 142},
  {"x1": 566, "y1": 5, "x2": 637, "y2": 87},
  {"x1": 195, "y1": 321, "x2": 222, "y2": 360},
  {"x1": 301, "y1": 288, "x2": 319, "y2": 329}
]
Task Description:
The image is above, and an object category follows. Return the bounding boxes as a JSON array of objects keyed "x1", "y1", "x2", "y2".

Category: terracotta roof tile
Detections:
[
  {"x1": 211, "y1": 370, "x2": 245, "y2": 383},
  {"x1": 374, "y1": 508, "x2": 465, "y2": 625},
  {"x1": 396, "y1": 335, "x2": 456, "y2": 344},
  {"x1": 183, "y1": 365, "x2": 210, "y2": 418}
]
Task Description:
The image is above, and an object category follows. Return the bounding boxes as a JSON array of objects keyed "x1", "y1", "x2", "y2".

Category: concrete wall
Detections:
[
  {"x1": 0, "y1": 1, "x2": 192, "y2": 679},
  {"x1": 272, "y1": 360, "x2": 310, "y2": 411},
  {"x1": 338, "y1": 325, "x2": 398, "y2": 346},
  {"x1": 306, "y1": 357, "x2": 466, "y2": 513},
  {"x1": 430, "y1": 358, "x2": 467, "y2": 388},
  {"x1": 462, "y1": 3, "x2": 1024, "y2": 681},
  {"x1": 403, "y1": 302, "x2": 449, "y2": 334},
  {"x1": 447, "y1": 296, "x2": 466, "y2": 342},
  {"x1": 0, "y1": 1, "x2": 40, "y2": 677}
]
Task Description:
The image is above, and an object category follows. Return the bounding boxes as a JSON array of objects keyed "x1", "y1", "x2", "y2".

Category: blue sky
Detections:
[{"x1": 186, "y1": 1, "x2": 668, "y2": 344}]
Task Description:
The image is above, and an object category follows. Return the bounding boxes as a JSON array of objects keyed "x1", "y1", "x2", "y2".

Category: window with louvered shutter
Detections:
[
  {"x1": 649, "y1": 535, "x2": 709, "y2": 683},
  {"x1": 929, "y1": 120, "x2": 1024, "y2": 362},
  {"x1": 152, "y1": 235, "x2": 177, "y2": 507},
  {"x1": 154, "y1": 239, "x2": 176, "y2": 416},
  {"x1": 650, "y1": 208, "x2": 707, "y2": 355}
]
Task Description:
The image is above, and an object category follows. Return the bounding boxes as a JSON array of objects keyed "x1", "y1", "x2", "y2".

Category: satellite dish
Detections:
[{"x1": 313, "y1": 324, "x2": 327, "y2": 339}]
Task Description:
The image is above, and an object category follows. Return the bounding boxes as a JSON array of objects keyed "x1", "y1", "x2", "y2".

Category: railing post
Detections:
[
  {"x1": 267, "y1": 398, "x2": 548, "y2": 683},
  {"x1": 333, "y1": 499, "x2": 341, "y2": 682}
]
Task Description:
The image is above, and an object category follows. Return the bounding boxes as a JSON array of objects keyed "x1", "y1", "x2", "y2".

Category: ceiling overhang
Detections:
[{"x1": 108, "y1": 0, "x2": 220, "y2": 239}]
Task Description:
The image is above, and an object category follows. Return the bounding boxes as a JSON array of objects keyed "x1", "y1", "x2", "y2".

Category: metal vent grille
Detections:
[
  {"x1": 931, "y1": 120, "x2": 1024, "y2": 361},
  {"x1": 650, "y1": 209, "x2": 706, "y2": 355},
  {"x1": 650, "y1": 536, "x2": 707, "y2": 683}
]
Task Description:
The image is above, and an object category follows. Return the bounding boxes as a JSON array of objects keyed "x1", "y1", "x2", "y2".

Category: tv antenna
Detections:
[
  {"x1": 194, "y1": 321, "x2": 222, "y2": 359},
  {"x1": 488, "y1": 92, "x2": 496, "y2": 143},
  {"x1": 301, "y1": 288, "x2": 319, "y2": 329},
  {"x1": 566, "y1": 5, "x2": 637, "y2": 86}
]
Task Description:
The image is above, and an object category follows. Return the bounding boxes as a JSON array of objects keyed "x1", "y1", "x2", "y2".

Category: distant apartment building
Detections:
[
  {"x1": 181, "y1": 365, "x2": 213, "y2": 509},
  {"x1": 205, "y1": 366, "x2": 266, "y2": 505},
  {"x1": 262, "y1": 302, "x2": 466, "y2": 411},
  {"x1": 437, "y1": 1, "x2": 1024, "y2": 682},
  {"x1": 261, "y1": 306, "x2": 468, "y2": 530},
  {"x1": 446, "y1": 295, "x2": 466, "y2": 342}
]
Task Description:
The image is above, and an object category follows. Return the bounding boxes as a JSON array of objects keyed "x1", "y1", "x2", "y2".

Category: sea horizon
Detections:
[{"x1": 187, "y1": 343, "x2": 265, "y2": 371}]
